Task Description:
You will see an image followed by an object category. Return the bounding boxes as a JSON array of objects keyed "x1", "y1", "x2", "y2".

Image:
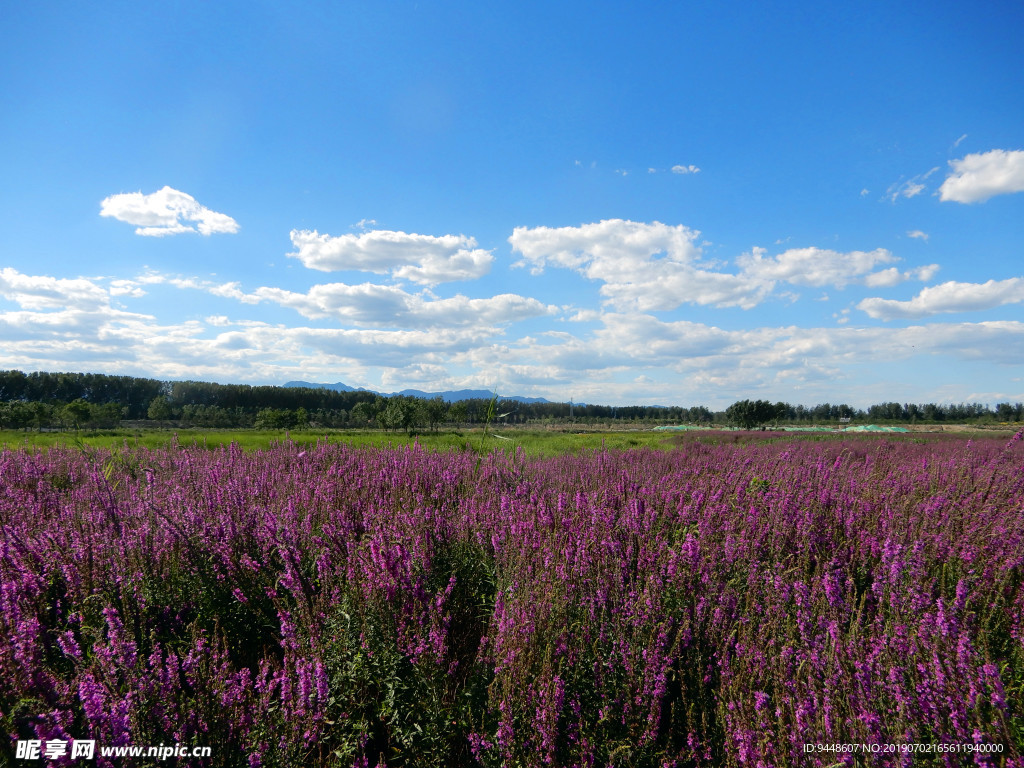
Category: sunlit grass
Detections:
[
  {"x1": 2, "y1": 424, "x2": 1013, "y2": 458},
  {"x1": 0, "y1": 427, "x2": 677, "y2": 455}
]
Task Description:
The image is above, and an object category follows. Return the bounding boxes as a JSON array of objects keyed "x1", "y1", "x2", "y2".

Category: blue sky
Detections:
[{"x1": 2, "y1": 1, "x2": 1023, "y2": 408}]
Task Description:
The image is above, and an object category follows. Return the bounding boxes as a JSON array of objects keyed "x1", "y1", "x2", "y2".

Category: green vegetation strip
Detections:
[{"x1": 0, "y1": 428, "x2": 676, "y2": 456}]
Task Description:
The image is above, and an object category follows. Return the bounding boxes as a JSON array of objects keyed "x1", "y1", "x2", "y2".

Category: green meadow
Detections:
[
  {"x1": 2, "y1": 425, "x2": 1013, "y2": 458},
  {"x1": 0, "y1": 427, "x2": 674, "y2": 456}
]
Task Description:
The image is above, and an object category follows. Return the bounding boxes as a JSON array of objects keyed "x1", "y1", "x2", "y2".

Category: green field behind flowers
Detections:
[
  {"x1": 1, "y1": 424, "x2": 1016, "y2": 457},
  {"x1": 0, "y1": 427, "x2": 667, "y2": 455}
]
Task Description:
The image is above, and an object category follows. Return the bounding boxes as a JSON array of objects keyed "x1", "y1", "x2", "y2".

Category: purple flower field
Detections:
[{"x1": 2, "y1": 435, "x2": 1023, "y2": 767}]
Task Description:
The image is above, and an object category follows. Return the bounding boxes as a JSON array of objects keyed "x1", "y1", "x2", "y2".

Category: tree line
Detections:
[
  {"x1": 0, "y1": 369, "x2": 1021, "y2": 432},
  {"x1": 724, "y1": 398, "x2": 1024, "y2": 430}
]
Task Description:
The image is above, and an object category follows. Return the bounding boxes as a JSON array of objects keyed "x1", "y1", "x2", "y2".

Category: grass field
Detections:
[
  {"x1": 0, "y1": 427, "x2": 670, "y2": 455},
  {"x1": 1, "y1": 423, "x2": 1018, "y2": 456}
]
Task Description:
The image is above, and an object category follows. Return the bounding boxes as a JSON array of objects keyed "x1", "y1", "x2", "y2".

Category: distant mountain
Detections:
[
  {"x1": 286, "y1": 380, "x2": 361, "y2": 393},
  {"x1": 392, "y1": 388, "x2": 551, "y2": 404},
  {"x1": 284, "y1": 381, "x2": 550, "y2": 404}
]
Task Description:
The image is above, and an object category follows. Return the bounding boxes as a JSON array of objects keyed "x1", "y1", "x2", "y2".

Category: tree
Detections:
[
  {"x1": 380, "y1": 396, "x2": 422, "y2": 434},
  {"x1": 996, "y1": 402, "x2": 1015, "y2": 422},
  {"x1": 254, "y1": 408, "x2": 298, "y2": 429},
  {"x1": 0, "y1": 401, "x2": 33, "y2": 431},
  {"x1": 63, "y1": 399, "x2": 92, "y2": 430},
  {"x1": 350, "y1": 401, "x2": 374, "y2": 426},
  {"x1": 725, "y1": 399, "x2": 776, "y2": 430},
  {"x1": 147, "y1": 395, "x2": 172, "y2": 420},
  {"x1": 446, "y1": 401, "x2": 467, "y2": 426},
  {"x1": 378, "y1": 401, "x2": 400, "y2": 431},
  {"x1": 90, "y1": 403, "x2": 123, "y2": 428},
  {"x1": 423, "y1": 397, "x2": 447, "y2": 432},
  {"x1": 28, "y1": 401, "x2": 55, "y2": 431},
  {"x1": 773, "y1": 401, "x2": 794, "y2": 422}
]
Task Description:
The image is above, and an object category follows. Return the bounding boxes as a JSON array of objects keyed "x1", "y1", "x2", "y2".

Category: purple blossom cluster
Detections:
[{"x1": 1, "y1": 435, "x2": 1022, "y2": 767}]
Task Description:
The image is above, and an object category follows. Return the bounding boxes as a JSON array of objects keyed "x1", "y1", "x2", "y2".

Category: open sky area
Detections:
[{"x1": 2, "y1": 1, "x2": 1023, "y2": 409}]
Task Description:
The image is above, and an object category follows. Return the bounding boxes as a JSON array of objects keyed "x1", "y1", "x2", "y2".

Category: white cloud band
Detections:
[
  {"x1": 287, "y1": 229, "x2": 493, "y2": 285},
  {"x1": 511, "y1": 220, "x2": 935, "y2": 311},
  {"x1": 3, "y1": 266, "x2": 1024, "y2": 406},
  {"x1": 858, "y1": 278, "x2": 1024, "y2": 320}
]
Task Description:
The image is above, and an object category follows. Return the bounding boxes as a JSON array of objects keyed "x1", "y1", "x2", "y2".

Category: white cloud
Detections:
[
  {"x1": 100, "y1": 186, "x2": 239, "y2": 236},
  {"x1": 0, "y1": 267, "x2": 111, "y2": 310},
  {"x1": 108, "y1": 279, "x2": 147, "y2": 298},
  {"x1": 736, "y1": 246, "x2": 900, "y2": 289},
  {"x1": 511, "y1": 220, "x2": 937, "y2": 312},
  {"x1": 252, "y1": 284, "x2": 554, "y2": 328},
  {"x1": 287, "y1": 229, "x2": 492, "y2": 284},
  {"x1": 511, "y1": 220, "x2": 700, "y2": 274},
  {"x1": 885, "y1": 168, "x2": 939, "y2": 202},
  {"x1": 0, "y1": 305, "x2": 500, "y2": 383},
  {"x1": 864, "y1": 265, "x2": 941, "y2": 288},
  {"x1": 481, "y1": 313, "x2": 1024, "y2": 404},
  {"x1": 0, "y1": 269, "x2": 524, "y2": 384},
  {"x1": 862, "y1": 268, "x2": 906, "y2": 288},
  {"x1": 137, "y1": 271, "x2": 555, "y2": 329},
  {"x1": 510, "y1": 219, "x2": 769, "y2": 310},
  {"x1": 953, "y1": 133, "x2": 968, "y2": 149},
  {"x1": 566, "y1": 309, "x2": 601, "y2": 322},
  {"x1": 907, "y1": 230, "x2": 929, "y2": 241},
  {"x1": 939, "y1": 149, "x2": 1024, "y2": 203},
  {"x1": 862, "y1": 264, "x2": 939, "y2": 287},
  {"x1": 903, "y1": 182, "x2": 925, "y2": 198},
  {"x1": 4, "y1": 266, "x2": 1024, "y2": 407},
  {"x1": 604, "y1": 267, "x2": 768, "y2": 311},
  {"x1": 858, "y1": 278, "x2": 1024, "y2": 320},
  {"x1": 671, "y1": 164, "x2": 700, "y2": 174}
]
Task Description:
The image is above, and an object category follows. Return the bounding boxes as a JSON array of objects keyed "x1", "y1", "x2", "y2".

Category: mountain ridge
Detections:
[{"x1": 284, "y1": 380, "x2": 552, "y2": 404}]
